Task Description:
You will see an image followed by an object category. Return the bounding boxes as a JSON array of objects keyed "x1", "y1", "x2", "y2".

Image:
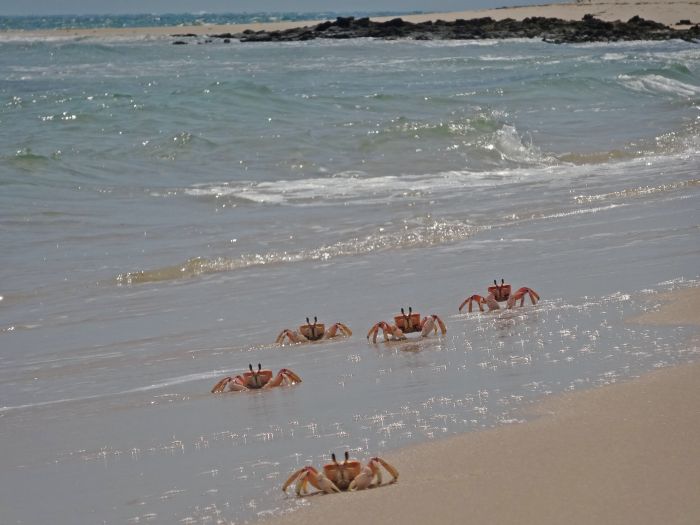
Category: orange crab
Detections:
[
  {"x1": 275, "y1": 316, "x2": 352, "y2": 344},
  {"x1": 282, "y1": 451, "x2": 399, "y2": 496},
  {"x1": 367, "y1": 307, "x2": 446, "y2": 343},
  {"x1": 459, "y1": 278, "x2": 540, "y2": 313},
  {"x1": 210, "y1": 363, "x2": 302, "y2": 393}
]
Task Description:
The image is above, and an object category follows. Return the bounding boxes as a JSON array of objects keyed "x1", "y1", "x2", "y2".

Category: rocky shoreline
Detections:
[{"x1": 172, "y1": 14, "x2": 700, "y2": 45}]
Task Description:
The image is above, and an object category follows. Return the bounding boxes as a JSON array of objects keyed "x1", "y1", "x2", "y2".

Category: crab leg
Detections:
[
  {"x1": 367, "y1": 322, "x2": 389, "y2": 343},
  {"x1": 506, "y1": 287, "x2": 540, "y2": 309},
  {"x1": 373, "y1": 457, "x2": 399, "y2": 484},
  {"x1": 459, "y1": 295, "x2": 486, "y2": 313},
  {"x1": 276, "y1": 329, "x2": 308, "y2": 345}
]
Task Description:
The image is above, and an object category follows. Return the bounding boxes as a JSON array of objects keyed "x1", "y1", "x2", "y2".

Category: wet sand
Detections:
[
  {"x1": 3, "y1": 1, "x2": 699, "y2": 39},
  {"x1": 273, "y1": 288, "x2": 700, "y2": 525},
  {"x1": 629, "y1": 287, "x2": 700, "y2": 325}
]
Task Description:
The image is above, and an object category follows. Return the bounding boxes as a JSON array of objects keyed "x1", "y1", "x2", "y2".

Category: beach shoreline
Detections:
[
  {"x1": 272, "y1": 287, "x2": 700, "y2": 525},
  {"x1": 2, "y1": 1, "x2": 699, "y2": 39}
]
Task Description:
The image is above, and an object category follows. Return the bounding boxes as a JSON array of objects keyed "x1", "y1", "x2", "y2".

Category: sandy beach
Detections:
[
  {"x1": 3, "y1": 0, "x2": 700, "y2": 39},
  {"x1": 2, "y1": 0, "x2": 699, "y2": 522},
  {"x1": 273, "y1": 288, "x2": 700, "y2": 525}
]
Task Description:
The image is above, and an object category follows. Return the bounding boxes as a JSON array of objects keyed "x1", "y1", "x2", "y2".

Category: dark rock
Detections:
[
  {"x1": 172, "y1": 40, "x2": 188, "y2": 45},
  {"x1": 382, "y1": 18, "x2": 406, "y2": 27},
  {"x1": 335, "y1": 16, "x2": 354, "y2": 28},
  {"x1": 678, "y1": 19, "x2": 692, "y2": 25},
  {"x1": 240, "y1": 31, "x2": 272, "y2": 42},
  {"x1": 180, "y1": 15, "x2": 700, "y2": 46}
]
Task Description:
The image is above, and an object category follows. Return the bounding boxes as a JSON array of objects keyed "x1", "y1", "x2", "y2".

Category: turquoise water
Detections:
[
  {"x1": 0, "y1": 12, "x2": 421, "y2": 31},
  {"x1": 1, "y1": 33, "x2": 699, "y2": 524}
]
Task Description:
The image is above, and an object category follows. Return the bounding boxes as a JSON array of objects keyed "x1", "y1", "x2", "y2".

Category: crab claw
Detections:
[
  {"x1": 431, "y1": 314, "x2": 447, "y2": 335},
  {"x1": 326, "y1": 322, "x2": 353, "y2": 339},
  {"x1": 348, "y1": 465, "x2": 374, "y2": 491},
  {"x1": 312, "y1": 472, "x2": 341, "y2": 495},
  {"x1": 279, "y1": 368, "x2": 303, "y2": 384},
  {"x1": 459, "y1": 295, "x2": 486, "y2": 313},
  {"x1": 283, "y1": 466, "x2": 340, "y2": 496},
  {"x1": 275, "y1": 329, "x2": 290, "y2": 345},
  {"x1": 282, "y1": 467, "x2": 308, "y2": 494},
  {"x1": 349, "y1": 457, "x2": 399, "y2": 491},
  {"x1": 335, "y1": 322, "x2": 353, "y2": 337},
  {"x1": 419, "y1": 315, "x2": 446, "y2": 337},
  {"x1": 211, "y1": 376, "x2": 233, "y2": 393}
]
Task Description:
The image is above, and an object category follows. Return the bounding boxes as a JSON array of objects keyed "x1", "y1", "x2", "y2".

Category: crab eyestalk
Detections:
[
  {"x1": 249, "y1": 363, "x2": 264, "y2": 388},
  {"x1": 400, "y1": 307, "x2": 413, "y2": 329}
]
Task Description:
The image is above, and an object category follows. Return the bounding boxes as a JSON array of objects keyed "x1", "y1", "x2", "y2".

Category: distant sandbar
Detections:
[{"x1": 2, "y1": 1, "x2": 699, "y2": 40}]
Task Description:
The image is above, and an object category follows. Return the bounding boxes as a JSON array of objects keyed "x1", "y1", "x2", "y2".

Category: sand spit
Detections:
[{"x1": 2, "y1": 1, "x2": 699, "y2": 40}]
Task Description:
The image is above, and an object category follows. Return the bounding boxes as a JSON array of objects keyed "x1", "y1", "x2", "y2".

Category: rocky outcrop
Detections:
[{"x1": 172, "y1": 15, "x2": 700, "y2": 44}]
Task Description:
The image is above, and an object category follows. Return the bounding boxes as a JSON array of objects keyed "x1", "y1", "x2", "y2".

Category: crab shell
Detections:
[
  {"x1": 299, "y1": 323, "x2": 325, "y2": 340},
  {"x1": 393, "y1": 313, "x2": 422, "y2": 333},
  {"x1": 488, "y1": 283, "x2": 512, "y2": 302}
]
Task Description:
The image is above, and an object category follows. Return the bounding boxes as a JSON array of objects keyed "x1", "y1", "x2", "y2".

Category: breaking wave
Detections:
[{"x1": 617, "y1": 73, "x2": 700, "y2": 99}]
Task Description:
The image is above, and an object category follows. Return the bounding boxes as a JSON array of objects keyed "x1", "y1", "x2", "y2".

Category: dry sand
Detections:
[
  {"x1": 273, "y1": 288, "x2": 700, "y2": 525},
  {"x1": 3, "y1": 0, "x2": 700, "y2": 39}
]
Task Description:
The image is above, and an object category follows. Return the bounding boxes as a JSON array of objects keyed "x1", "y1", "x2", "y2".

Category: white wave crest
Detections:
[
  {"x1": 183, "y1": 124, "x2": 555, "y2": 207},
  {"x1": 617, "y1": 74, "x2": 700, "y2": 98},
  {"x1": 0, "y1": 370, "x2": 227, "y2": 414},
  {"x1": 184, "y1": 171, "x2": 494, "y2": 205}
]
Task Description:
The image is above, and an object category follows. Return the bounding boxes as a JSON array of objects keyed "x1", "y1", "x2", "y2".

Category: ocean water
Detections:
[
  {"x1": 0, "y1": 12, "x2": 421, "y2": 31},
  {"x1": 1, "y1": 31, "x2": 699, "y2": 525}
]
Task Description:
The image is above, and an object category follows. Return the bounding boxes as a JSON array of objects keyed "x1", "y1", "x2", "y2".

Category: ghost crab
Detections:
[
  {"x1": 210, "y1": 363, "x2": 302, "y2": 393},
  {"x1": 367, "y1": 307, "x2": 446, "y2": 343},
  {"x1": 275, "y1": 317, "x2": 352, "y2": 344},
  {"x1": 282, "y1": 451, "x2": 399, "y2": 496},
  {"x1": 459, "y1": 279, "x2": 540, "y2": 313}
]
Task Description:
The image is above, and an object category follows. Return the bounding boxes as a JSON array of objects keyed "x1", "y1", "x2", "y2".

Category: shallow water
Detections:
[{"x1": 0, "y1": 34, "x2": 699, "y2": 525}]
